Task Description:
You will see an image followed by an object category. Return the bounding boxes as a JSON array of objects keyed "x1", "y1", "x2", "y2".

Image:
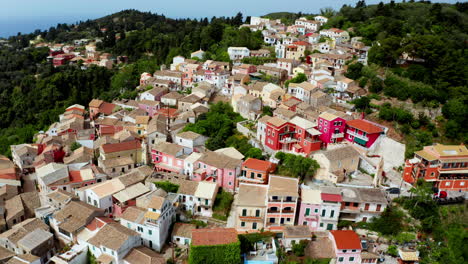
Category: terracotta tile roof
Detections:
[
  {"x1": 172, "y1": 223, "x2": 196, "y2": 239},
  {"x1": 85, "y1": 217, "x2": 113, "y2": 231},
  {"x1": 89, "y1": 99, "x2": 103, "y2": 108},
  {"x1": 124, "y1": 246, "x2": 165, "y2": 264},
  {"x1": 330, "y1": 230, "x2": 361, "y2": 250},
  {"x1": 191, "y1": 228, "x2": 238, "y2": 246},
  {"x1": 237, "y1": 184, "x2": 268, "y2": 207},
  {"x1": 242, "y1": 158, "x2": 276, "y2": 173},
  {"x1": 292, "y1": 41, "x2": 310, "y2": 46},
  {"x1": 346, "y1": 119, "x2": 383, "y2": 134},
  {"x1": 88, "y1": 222, "x2": 139, "y2": 251},
  {"x1": 101, "y1": 140, "x2": 141, "y2": 153},
  {"x1": 99, "y1": 102, "x2": 116, "y2": 115},
  {"x1": 320, "y1": 193, "x2": 342, "y2": 202},
  {"x1": 268, "y1": 175, "x2": 299, "y2": 197}
]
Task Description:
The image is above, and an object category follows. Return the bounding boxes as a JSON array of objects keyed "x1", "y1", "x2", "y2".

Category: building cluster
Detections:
[
  {"x1": 0, "y1": 14, "x2": 457, "y2": 264},
  {"x1": 34, "y1": 38, "x2": 126, "y2": 68}
]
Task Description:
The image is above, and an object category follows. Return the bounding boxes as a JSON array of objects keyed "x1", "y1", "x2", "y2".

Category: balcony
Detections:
[
  {"x1": 346, "y1": 130, "x2": 368, "y2": 141},
  {"x1": 304, "y1": 137, "x2": 321, "y2": 143},
  {"x1": 331, "y1": 132, "x2": 345, "y2": 139},
  {"x1": 267, "y1": 209, "x2": 280, "y2": 214},
  {"x1": 282, "y1": 209, "x2": 295, "y2": 214},
  {"x1": 279, "y1": 137, "x2": 298, "y2": 144}
]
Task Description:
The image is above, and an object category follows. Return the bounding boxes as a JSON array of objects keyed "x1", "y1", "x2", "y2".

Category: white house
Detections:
[
  {"x1": 120, "y1": 191, "x2": 175, "y2": 252},
  {"x1": 87, "y1": 223, "x2": 141, "y2": 264},
  {"x1": 177, "y1": 180, "x2": 218, "y2": 217},
  {"x1": 314, "y1": 16, "x2": 328, "y2": 25},
  {"x1": 295, "y1": 18, "x2": 319, "y2": 32},
  {"x1": 175, "y1": 131, "x2": 207, "y2": 151},
  {"x1": 227, "y1": 47, "x2": 250, "y2": 61},
  {"x1": 256, "y1": 115, "x2": 274, "y2": 144}
]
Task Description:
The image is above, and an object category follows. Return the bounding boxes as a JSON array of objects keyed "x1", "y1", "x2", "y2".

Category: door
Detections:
[
  {"x1": 364, "y1": 203, "x2": 370, "y2": 211},
  {"x1": 280, "y1": 218, "x2": 285, "y2": 224}
]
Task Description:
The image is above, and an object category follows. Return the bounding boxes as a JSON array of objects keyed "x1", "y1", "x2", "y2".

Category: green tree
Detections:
[{"x1": 70, "y1": 141, "x2": 82, "y2": 151}]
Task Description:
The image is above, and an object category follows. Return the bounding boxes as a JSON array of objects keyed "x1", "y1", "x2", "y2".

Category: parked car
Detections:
[{"x1": 386, "y1": 187, "x2": 400, "y2": 194}]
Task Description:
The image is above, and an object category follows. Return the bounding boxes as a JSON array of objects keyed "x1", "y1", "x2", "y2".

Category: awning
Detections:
[{"x1": 354, "y1": 137, "x2": 367, "y2": 145}]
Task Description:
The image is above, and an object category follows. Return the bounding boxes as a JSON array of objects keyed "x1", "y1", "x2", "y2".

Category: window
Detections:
[
  {"x1": 338, "y1": 257, "x2": 344, "y2": 262},
  {"x1": 320, "y1": 223, "x2": 324, "y2": 227},
  {"x1": 250, "y1": 172, "x2": 255, "y2": 178},
  {"x1": 314, "y1": 208, "x2": 318, "y2": 213},
  {"x1": 343, "y1": 250, "x2": 347, "y2": 253},
  {"x1": 241, "y1": 222, "x2": 245, "y2": 227},
  {"x1": 349, "y1": 257, "x2": 354, "y2": 261},
  {"x1": 305, "y1": 208, "x2": 310, "y2": 216},
  {"x1": 257, "y1": 173, "x2": 262, "y2": 178},
  {"x1": 351, "y1": 249, "x2": 357, "y2": 252},
  {"x1": 252, "y1": 222, "x2": 257, "y2": 229},
  {"x1": 255, "y1": 209, "x2": 260, "y2": 217},
  {"x1": 330, "y1": 210, "x2": 335, "y2": 218},
  {"x1": 242, "y1": 209, "x2": 247, "y2": 216},
  {"x1": 321, "y1": 209, "x2": 326, "y2": 217},
  {"x1": 149, "y1": 230, "x2": 152, "y2": 235}
]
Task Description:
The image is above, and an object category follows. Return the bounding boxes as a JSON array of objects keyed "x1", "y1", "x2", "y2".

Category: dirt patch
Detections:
[{"x1": 210, "y1": 92, "x2": 230, "y2": 103}]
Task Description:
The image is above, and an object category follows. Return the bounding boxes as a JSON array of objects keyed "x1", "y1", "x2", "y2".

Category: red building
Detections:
[
  {"x1": 317, "y1": 112, "x2": 347, "y2": 145},
  {"x1": 264, "y1": 116, "x2": 322, "y2": 155},
  {"x1": 53, "y1": 53, "x2": 75, "y2": 66},
  {"x1": 238, "y1": 158, "x2": 276, "y2": 186},
  {"x1": 403, "y1": 144, "x2": 468, "y2": 191},
  {"x1": 345, "y1": 119, "x2": 384, "y2": 149}
]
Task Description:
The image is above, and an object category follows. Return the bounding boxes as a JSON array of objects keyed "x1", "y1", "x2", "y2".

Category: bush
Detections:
[
  {"x1": 213, "y1": 190, "x2": 234, "y2": 218},
  {"x1": 387, "y1": 245, "x2": 398, "y2": 257},
  {"x1": 274, "y1": 152, "x2": 320, "y2": 181},
  {"x1": 189, "y1": 241, "x2": 241, "y2": 264},
  {"x1": 70, "y1": 141, "x2": 82, "y2": 151},
  {"x1": 292, "y1": 240, "x2": 309, "y2": 257},
  {"x1": 154, "y1": 181, "x2": 179, "y2": 193}
]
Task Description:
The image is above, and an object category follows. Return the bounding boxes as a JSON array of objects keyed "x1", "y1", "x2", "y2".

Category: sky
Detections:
[{"x1": 0, "y1": 0, "x2": 459, "y2": 38}]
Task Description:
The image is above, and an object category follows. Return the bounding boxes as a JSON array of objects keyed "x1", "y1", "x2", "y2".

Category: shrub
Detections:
[
  {"x1": 189, "y1": 241, "x2": 241, "y2": 264},
  {"x1": 154, "y1": 181, "x2": 179, "y2": 193},
  {"x1": 387, "y1": 245, "x2": 398, "y2": 257}
]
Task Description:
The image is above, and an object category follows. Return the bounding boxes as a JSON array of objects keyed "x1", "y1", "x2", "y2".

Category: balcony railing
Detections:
[
  {"x1": 267, "y1": 209, "x2": 280, "y2": 214},
  {"x1": 282, "y1": 209, "x2": 295, "y2": 214},
  {"x1": 346, "y1": 130, "x2": 368, "y2": 141},
  {"x1": 279, "y1": 137, "x2": 298, "y2": 144},
  {"x1": 331, "y1": 132, "x2": 345, "y2": 139}
]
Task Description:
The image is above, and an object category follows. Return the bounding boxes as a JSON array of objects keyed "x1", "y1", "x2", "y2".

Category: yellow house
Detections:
[
  {"x1": 100, "y1": 140, "x2": 143, "y2": 164},
  {"x1": 135, "y1": 116, "x2": 150, "y2": 136},
  {"x1": 235, "y1": 184, "x2": 268, "y2": 232}
]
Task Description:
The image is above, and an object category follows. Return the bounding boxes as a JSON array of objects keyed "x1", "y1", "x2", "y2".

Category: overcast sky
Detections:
[{"x1": 0, "y1": 0, "x2": 459, "y2": 37}]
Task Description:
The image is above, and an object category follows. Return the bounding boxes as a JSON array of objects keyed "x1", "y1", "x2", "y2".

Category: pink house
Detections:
[
  {"x1": 297, "y1": 189, "x2": 322, "y2": 231},
  {"x1": 318, "y1": 112, "x2": 346, "y2": 145},
  {"x1": 181, "y1": 63, "x2": 202, "y2": 86},
  {"x1": 232, "y1": 64, "x2": 257, "y2": 75},
  {"x1": 152, "y1": 142, "x2": 190, "y2": 174},
  {"x1": 329, "y1": 230, "x2": 362, "y2": 264},
  {"x1": 192, "y1": 152, "x2": 242, "y2": 192},
  {"x1": 345, "y1": 119, "x2": 384, "y2": 149},
  {"x1": 138, "y1": 100, "x2": 160, "y2": 117}
]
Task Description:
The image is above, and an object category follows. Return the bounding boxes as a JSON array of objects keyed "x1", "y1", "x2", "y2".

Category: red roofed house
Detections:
[
  {"x1": 329, "y1": 230, "x2": 362, "y2": 264},
  {"x1": 345, "y1": 119, "x2": 384, "y2": 149},
  {"x1": 99, "y1": 140, "x2": 143, "y2": 165},
  {"x1": 89, "y1": 99, "x2": 117, "y2": 120},
  {"x1": 238, "y1": 158, "x2": 277, "y2": 186}
]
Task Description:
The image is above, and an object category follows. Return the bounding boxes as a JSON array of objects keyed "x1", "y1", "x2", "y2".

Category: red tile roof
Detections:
[
  {"x1": 102, "y1": 140, "x2": 141, "y2": 153},
  {"x1": 86, "y1": 217, "x2": 114, "y2": 231},
  {"x1": 156, "y1": 108, "x2": 179, "y2": 118},
  {"x1": 292, "y1": 41, "x2": 310, "y2": 46},
  {"x1": 191, "y1": 228, "x2": 238, "y2": 246},
  {"x1": 321, "y1": 193, "x2": 342, "y2": 202},
  {"x1": 69, "y1": 170, "x2": 83, "y2": 183},
  {"x1": 243, "y1": 158, "x2": 276, "y2": 173},
  {"x1": 330, "y1": 230, "x2": 362, "y2": 250},
  {"x1": 346, "y1": 119, "x2": 383, "y2": 134},
  {"x1": 99, "y1": 102, "x2": 116, "y2": 115},
  {"x1": 100, "y1": 126, "x2": 118, "y2": 136}
]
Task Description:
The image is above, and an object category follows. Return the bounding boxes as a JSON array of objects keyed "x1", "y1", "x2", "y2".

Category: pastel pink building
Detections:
[
  {"x1": 297, "y1": 189, "x2": 321, "y2": 230},
  {"x1": 181, "y1": 63, "x2": 201, "y2": 87},
  {"x1": 318, "y1": 112, "x2": 347, "y2": 145},
  {"x1": 192, "y1": 152, "x2": 242, "y2": 192},
  {"x1": 329, "y1": 230, "x2": 362, "y2": 264},
  {"x1": 152, "y1": 142, "x2": 190, "y2": 174},
  {"x1": 345, "y1": 119, "x2": 384, "y2": 149},
  {"x1": 138, "y1": 100, "x2": 160, "y2": 117}
]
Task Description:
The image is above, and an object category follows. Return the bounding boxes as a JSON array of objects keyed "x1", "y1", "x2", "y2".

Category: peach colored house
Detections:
[
  {"x1": 265, "y1": 175, "x2": 299, "y2": 230},
  {"x1": 238, "y1": 158, "x2": 276, "y2": 186}
]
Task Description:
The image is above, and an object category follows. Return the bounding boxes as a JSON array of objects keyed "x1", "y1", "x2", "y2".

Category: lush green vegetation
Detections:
[
  {"x1": 212, "y1": 189, "x2": 234, "y2": 221},
  {"x1": 284, "y1": 73, "x2": 307, "y2": 88},
  {"x1": 324, "y1": 1, "x2": 468, "y2": 144},
  {"x1": 154, "y1": 181, "x2": 179, "y2": 193},
  {"x1": 274, "y1": 152, "x2": 320, "y2": 181},
  {"x1": 189, "y1": 240, "x2": 241, "y2": 264},
  {"x1": 362, "y1": 179, "x2": 467, "y2": 264}
]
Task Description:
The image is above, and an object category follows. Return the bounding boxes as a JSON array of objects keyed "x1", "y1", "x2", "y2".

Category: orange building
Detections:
[
  {"x1": 238, "y1": 158, "x2": 277, "y2": 186},
  {"x1": 403, "y1": 144, "x2": 468, "y2": 191}
]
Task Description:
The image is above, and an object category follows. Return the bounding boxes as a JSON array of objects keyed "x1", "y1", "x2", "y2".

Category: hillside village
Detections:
[{"x1": 0, "y1": 12, "x2": 466, "y2": 264}]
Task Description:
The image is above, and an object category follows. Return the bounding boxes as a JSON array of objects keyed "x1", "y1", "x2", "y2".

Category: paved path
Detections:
[{"x1": 226, "y1": 193, "x2": 238, "y2": 228}]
